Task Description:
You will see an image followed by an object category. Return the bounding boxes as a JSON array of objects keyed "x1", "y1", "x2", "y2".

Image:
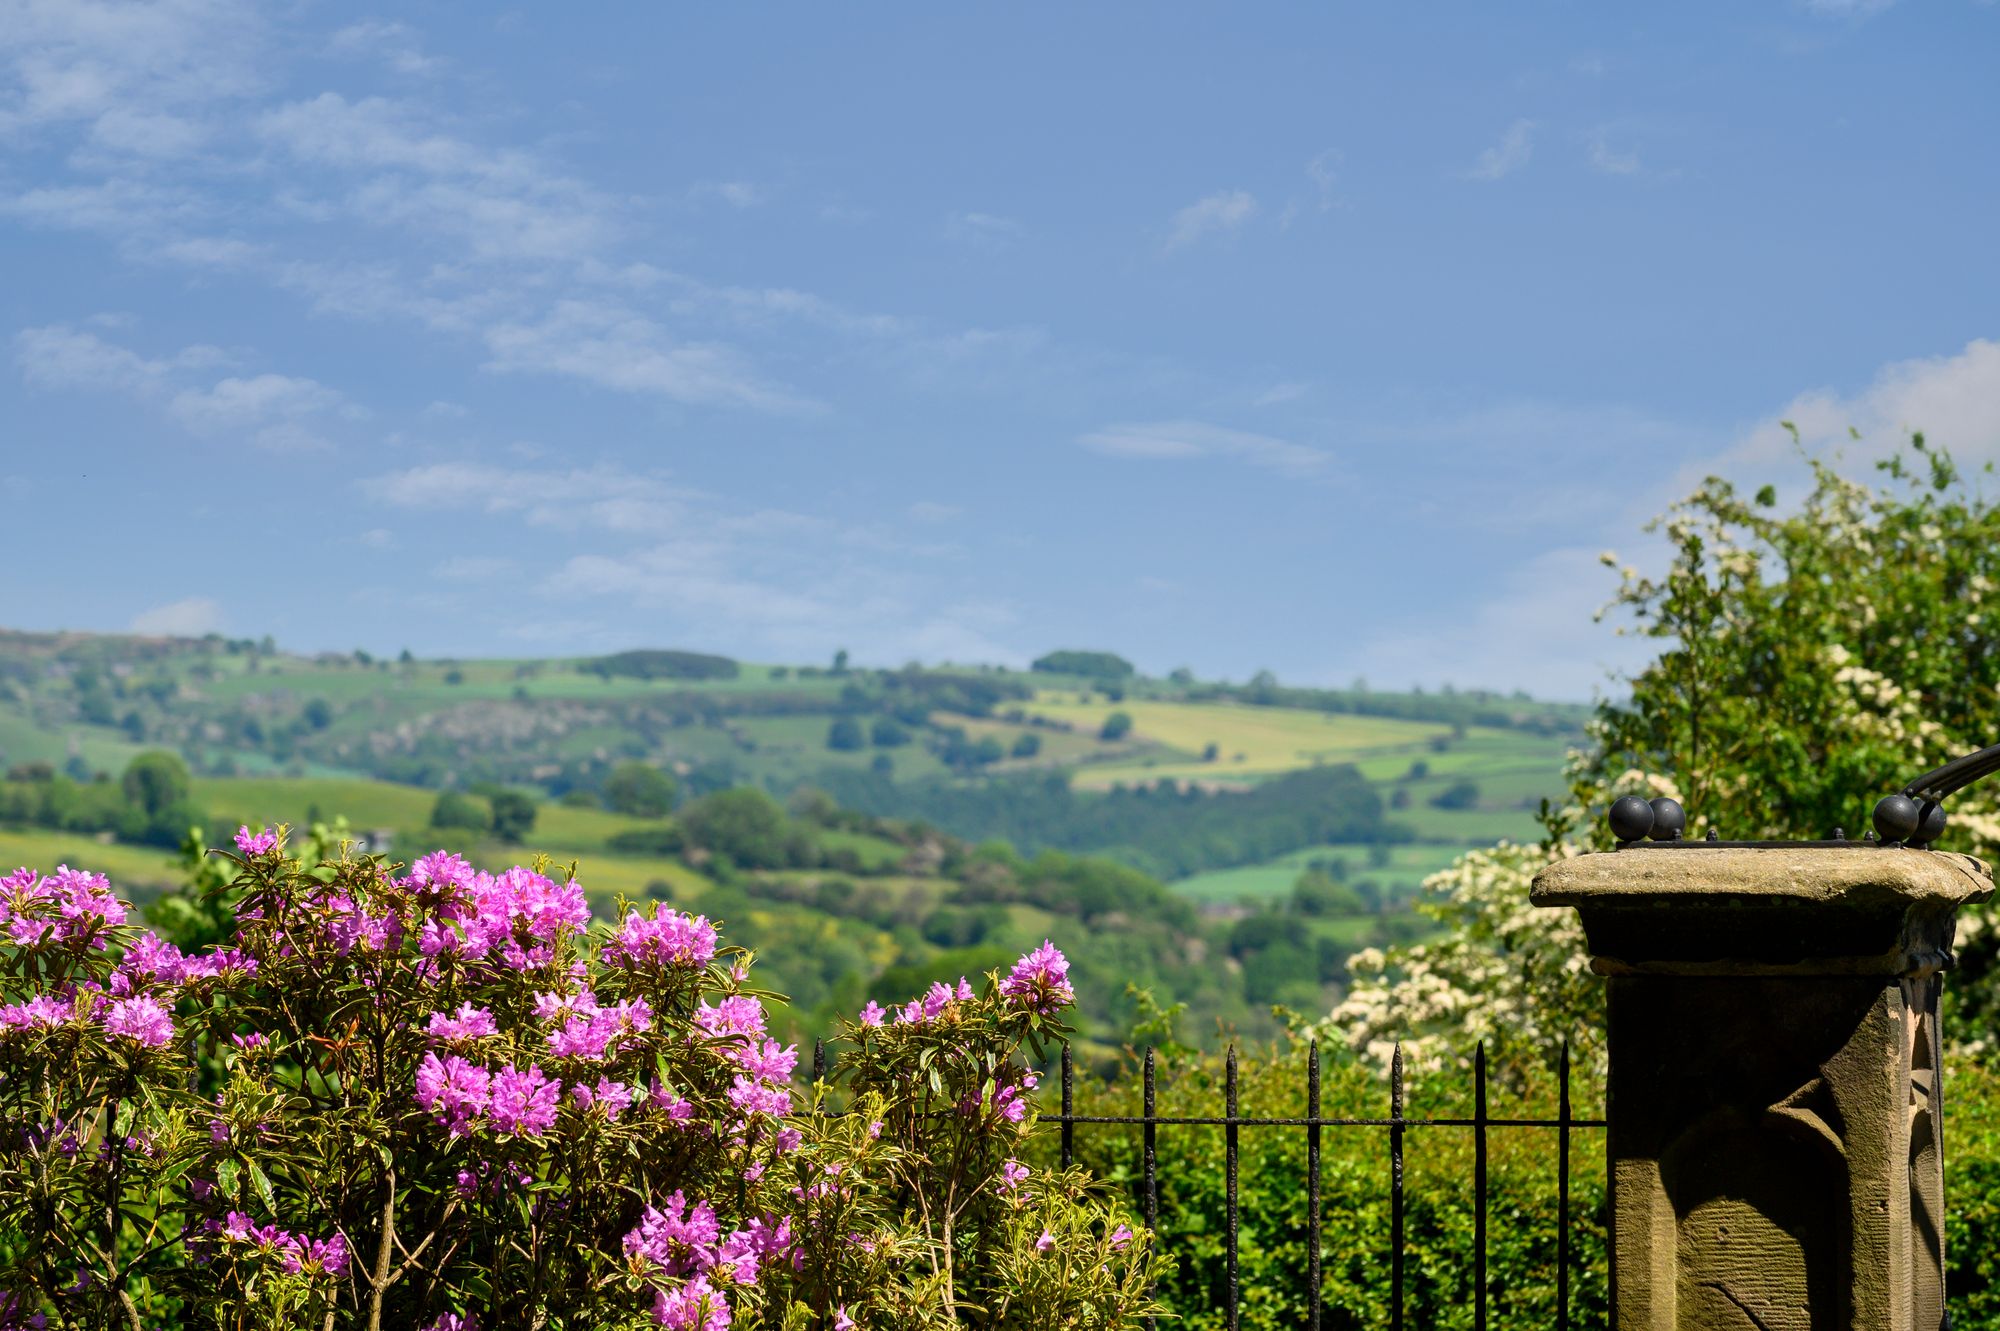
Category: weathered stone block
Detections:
[{"x1": 1533, "y1": 848, "x2": 1991, "y2": 1330}]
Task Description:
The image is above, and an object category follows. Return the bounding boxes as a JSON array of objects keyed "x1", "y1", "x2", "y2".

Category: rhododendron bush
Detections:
[{"x1": 0, "y1": 829, "x2": 1159, "y2": 1329}]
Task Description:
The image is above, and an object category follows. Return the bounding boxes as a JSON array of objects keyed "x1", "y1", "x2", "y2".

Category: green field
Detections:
[{"x1": 1169, "y1": 841, "x2": 1476, "y2": 904}]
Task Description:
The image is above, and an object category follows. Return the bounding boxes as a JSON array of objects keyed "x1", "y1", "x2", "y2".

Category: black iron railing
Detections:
[{"x1": 810, "y1": 1037, "x2": 1605, "y2": 1331}]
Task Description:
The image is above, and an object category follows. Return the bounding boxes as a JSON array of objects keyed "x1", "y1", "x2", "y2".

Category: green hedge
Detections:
[{"x1": 1051, "y1": 1043, "x2": 2000, "y2": 1329}]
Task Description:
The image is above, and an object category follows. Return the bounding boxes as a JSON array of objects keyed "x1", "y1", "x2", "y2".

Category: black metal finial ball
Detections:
[
  {"x1": 1609, "y1": 795, "x2": 1655, "y2": 842},
  {"x1": 1647, "y1": 796, "x2": 1686, "y2": 842},
  {"x1": 1873, "y1": 792, "x2": 1921, "y2": 843},
  {"x1": 1911, "y1": 800, "x2": 1948, "y2": 847}
]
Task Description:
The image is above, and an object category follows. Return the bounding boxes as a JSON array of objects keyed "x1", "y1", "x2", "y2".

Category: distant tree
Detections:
[
  {"x1": 680, "y1": 787, "x2": 793, "y2": 868},
  {"x1": 826, "y1": 718, "x2": 867, "y2": 751},
  {"x1": 1099, "y1": 711, "x2": 1134, "y2": 742},
  {"x1": 121, "y1": 751, "x2": 191, "y2": 817},
  {"x1": 1010, "y1": 733, "x2": 1042, "y2": 759},
  {"x1": 1404, "y1": 759, "x2": 1430, "y2": 781},
  {"x1": 1202, "y1": 742, "x2": 1220, "y2": 762},
  {"x1": 486, "y1": 789, "x2": 537, "y2": 844},
  {"x1": 1428, "y1": 779, "x2": 1481, "y2": 811},
  {"x1": 443, "y1": 669, "x2": 465, "y2": 686},
  {"x1": 971, "y1": 737, "x2": 1005, "y2": 766},
  {"x1": 1031, "y1": 650, "x2": 1134, "y2": 680},
  {"x1": 1169, "y1": 667, "x2": 1194, "y2": 685},
  {"x1": 430, "y1": 790, "x2": 491, "y2": 833},
  {"x1": 120, "y1": 711, "x2": 146, "y2": 742},
  {"x1": 1290, "y1": 868, "x2": 1366, "y2": 918},
  {"x1": 870, "y1": 754, "x2": 895, "y2": 775},
  {"x1": 603, "y1": 762, "x2": 677, "y2": 818},
  {"x1": 832, "y1": 648, "x2": 851, "y2": 676},
  {"x1": 302, "y1": 698, "x2": 334, "y2": 730},
  {"x1": 558, "y1": 788, "x2": 601, "y2": 809},
  {"x1": 579, "y1": 649, "x2": 739, "y2": 682},
  {"x1": 398, "y1": 648, "x2": 415, "y2": 664},
  {"x1": 1389, "y1": 787, "x2": 1412, "y2": 810},
  {"x1": 870, "y1": 718, "x2": 911, "y2": 748}
]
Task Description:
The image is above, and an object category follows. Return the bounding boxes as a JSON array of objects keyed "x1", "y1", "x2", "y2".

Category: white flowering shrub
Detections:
[{"x1": 0, "y1": 830, "x2": 1158, "y2": 1329}]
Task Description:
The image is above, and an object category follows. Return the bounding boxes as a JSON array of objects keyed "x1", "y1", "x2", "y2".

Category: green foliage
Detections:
[
  {"x1": 121, "y1": 750, "x2": 192, "y2": 817},
  {"x1": 680, "y1": 786, "x2": 798, "y2": 869},
  {"x1": 485, "y1": 788, "x2": 537, "y2": 843},
  {"x1": 602, "y1": 761, "x2": 677, "y2": 818},
  {"x1": 1011, "y1": 732, "x2": 1042, "y2": 759},
  {"x1": 578, "y1": 647, "x2": 740, "y2": 681},
  {"x1": 1555, "y1": 435, "x2": 2000, "y2": 1035},
  {"x1": 820, "y1": 764, "x2": 1391, "y2": 881},
  {"x1": 1427, "y1": 779, "x2": 1479, "y2": 810},
  {"x1": 826, "y1": 717, "x2": 867, "y2": 751},
  {"x1": 1032, "y1": 650, "x2": 1135, "y2": 680},
  {"x1": 1098, "y1": 711, "x2": 1134, "y2": 742},
  {"x1": 870, "y1": 717, "x2": 911, "y2": 747},
  {"x1": 1055, "y1": 1036, "x2": 1607, "y2": 1331},
  {"x1": 430, "y1": 789, "x2": 491, "y2": 833}
]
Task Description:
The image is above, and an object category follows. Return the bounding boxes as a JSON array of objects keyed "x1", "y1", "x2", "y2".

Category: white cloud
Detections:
[
  {"x1": 481, "y1": 300, "x2": 813, "y2": 412},
  {"x1": 1162, "y1": 190, "x2": 1258, "y2": 253},
  {"x1": 327, "y1": 21, "x2": 442, "y2": 76},
  {"x1": 1800, "y1": 0, "x2": 1895, "y2": 14},
  {"x1": 1587, "y1": 131, "x2": 1641, "y2": 176},
  {"x1": 908, "y1": 500, "x2": 962, "y2": 523},
  {"x1": 15, "y1": 324, "x2": 354, "y2": 450},
  {"x1": 946, "y1": 212, "x2": 1023, "y2": 248},
  {"x1": 1252, "y1": 381, "x2": 1310, "y2": 407},
  {"x1": 691, "y1": 180, "x2": 764, "y2": 208},
  {"x1": 1306, "y1": 151, "x2": 1340, "y2": 211},
  {"x1": 1468, "y1": 119, "x2": 1536, "y2": 181},
  {"x1": 433, "y1": 555, "x2": 514, "y2": 581},
  {"x1": 130, "y1": 596, "x2": 222, "y2": 636},
  {"x1": 1079, "y1": 420, "x2": 1327, "y2": 476},
  {"x1": 1703, "y1": 338, "x2": 2000, "y2": 486}
]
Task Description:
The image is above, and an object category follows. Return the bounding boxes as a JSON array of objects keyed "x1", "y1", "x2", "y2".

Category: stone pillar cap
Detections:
[{"x1": 1531, "y1": 847, "x2": 1993, "y2": 976}]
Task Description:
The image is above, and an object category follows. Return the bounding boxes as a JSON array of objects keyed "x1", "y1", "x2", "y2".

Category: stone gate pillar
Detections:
[{"x1": 1532, "y1": 845, "x2": 1991, "y2": 1331}]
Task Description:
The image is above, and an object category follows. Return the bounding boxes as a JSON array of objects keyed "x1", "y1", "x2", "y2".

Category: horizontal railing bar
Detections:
[{"x1": 1047, "y1": 1114, "x2": 1606, "y2": 1128}]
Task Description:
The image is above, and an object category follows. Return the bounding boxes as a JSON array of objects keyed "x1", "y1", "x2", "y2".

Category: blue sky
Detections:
[{"x1": 4, "y1": 1, "x2": 1998, "y2": 698}]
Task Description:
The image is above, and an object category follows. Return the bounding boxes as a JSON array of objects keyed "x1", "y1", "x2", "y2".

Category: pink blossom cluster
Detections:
[
  {"x1": 233, "y1": 825, "x2": 279, "y2": 856},
  {"x1": 690, "y1": 996, "x2": 796, "y2": 1125},
  {"x1": 1000, "y1": 940, "x2": 1074, "y2": 1014},
  {"x1": 0, "y1": 865, "x2": 128, "y2": 949},
  {"x1": 214, "y1": 1211, "x2": 350, "y2": 1276},
  {"x1": 542, "y1": 991, "x2": 654, "y2": 1060},
  {"x1": 858, "y1": 977, "x2": 975, "y2": 1028},
  {"x1": 414, "y1": 1054, "x2": 565, "y2": 1138},
  {"x1": 623, "y1": 1194, "x2": 795, "y2": 1330},
  {"x1": 424, "y1": 1003, "x2": 500, "y2": 1043},
  {"x1": 602, "y1": 905, "x2": 718, "y2": 971},
  {"x1": 409, "y1": 855, "x2": 591, "y2": 971}
]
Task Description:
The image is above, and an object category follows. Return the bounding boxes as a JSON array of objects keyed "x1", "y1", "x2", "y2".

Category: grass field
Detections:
[
  {"x1": 1169, "y1": 841, "x2": 1476, "y2": 904},
  {"x1": 0, "y1": 828, "x2": 182, "y2": 892}
]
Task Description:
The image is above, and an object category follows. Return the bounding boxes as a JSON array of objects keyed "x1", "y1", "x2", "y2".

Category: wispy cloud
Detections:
[
  {"x1": 1079, "y1": 420, "x2": 1327, "y2": 476},
  {"x1": 15, "y1": 324, "x2": 351, "y2": 451},
  {"x1": 327, "y1": 21, "x2": 442, "y2": 76},
  {"x1": 946, "y1": 211, "x2": 1023, "y2": 248},
  {"x1": 1467, "y1": 119, "x2": 1536, "y2": 181},
  {"x1": 363, "y1": 457, "x2": 1018, "y2": 666},
  {"x1": 909, "y1": 500, "x2": 962, "y2": 523},
  {"x1": 1587, "y1": 131, "x2": 1641, "y2": 176},
  {"x1": 1162, "y1": 190, "x2": 1258, "y2": 253},
  {"x1": 130, "y1": 596, "x2": 223, "y2": 636}
]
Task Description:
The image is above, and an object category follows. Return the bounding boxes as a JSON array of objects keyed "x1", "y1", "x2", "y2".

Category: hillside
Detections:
[{"x1": 0, "y1": 629, "x2": 1590, "y2": 1034}]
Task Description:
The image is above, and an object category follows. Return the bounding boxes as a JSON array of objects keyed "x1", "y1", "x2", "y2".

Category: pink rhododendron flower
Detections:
[
  {"x1": 1035, "y1": 1229, "x2": 1056, "y2": 1254},
  {"x1": 102, "y1": 995, "x2": 173, "y2": 1048},
  {"x1": 414, "y1": 1052, "x2": 493, "y2": 1137},
  {"x1": 1001, "y1": 940, "x2": 1074, "y2": 1014},
  {"x1": 0, "y1": 995, "x2": 71, "y2": 1032},
  {"x1": 857, "y1": 1001, "x2": 884, "y2": 1027},
  {"x1": 233, "y1": 825, "x2": 278, "y2": 856},
  {"x1": 999, "y1": 1159, "x2": 1029, "y2": 1192},
  {"x1": 423, "y1": 1317, "x2": 478, "y2": 1331},
  {"x1": 488, "y1": 1063, "x2": 561, "y2": 1136},
  {"x1": 694, "y1": 996, "x2": 767, "y2": 1039},
  {"x1": 603, "y1": 905, "x2": 718, "y2": 970},
  {"x1": 1109, "y1": 1224, "x2": 1134, "y2": 1250},
  {"x1": 570, "y1": 1077, "x2": 634, "y2": 1119},
  {"x1": 424, "y1": 1004, "x2": 500, "y2": 1043},
  {"x1": 653, "y1": 1276, "x2": 729, "y2": 1331}
]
